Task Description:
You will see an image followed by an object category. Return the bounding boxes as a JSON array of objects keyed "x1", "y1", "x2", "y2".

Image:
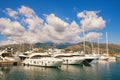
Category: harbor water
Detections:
[{"x1": 0, "y1": 60, "x2": 120, "y2": 80}]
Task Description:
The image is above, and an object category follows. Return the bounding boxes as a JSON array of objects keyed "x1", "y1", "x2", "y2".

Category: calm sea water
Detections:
[{"x1": 0, "y1": 61, "x2": 120, "y2": 80}]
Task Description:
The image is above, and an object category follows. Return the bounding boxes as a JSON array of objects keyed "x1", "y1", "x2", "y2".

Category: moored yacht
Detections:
[
  {"x1": 0, "y1": 56, "x2": 4, "y2": 61},
  {"x1": 116, "y1": 55, "x2": 120, "y2": 59},
  {"x1": 70, "y1": 53, "x2": 97, "y2": 64},
  {"x1": 52, "y1": 53, "x2": 84, "y2": 65},
  {"x1": 84, "y1": 54, "x2": 99, "y2": 63},
  {"x1": 19, "y1": 54, "x2": 28, "y2": 60},
  {"x1": 99, "y1": 54, "x2": 109, "y2": 61},
  {"x1": 22, "y1": 53, "x2": 63, "y2": 67},
  {"x1": 99, "y1": 32, "x2": 109, "y2": 61},
  {"x1": 0, "y1": 49, "x2": 19, "y2": 61}
]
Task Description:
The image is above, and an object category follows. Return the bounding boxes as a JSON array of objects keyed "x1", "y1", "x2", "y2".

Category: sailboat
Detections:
[
  {"x1": 99, "y1": 32, "x2": 109, "y2": 61},
  {"x1": 116, "y1": 54, "x2": 120, "y2": 59},
  {"x1": 81, "y1": 27, "x2": 96, "y2": 65}
]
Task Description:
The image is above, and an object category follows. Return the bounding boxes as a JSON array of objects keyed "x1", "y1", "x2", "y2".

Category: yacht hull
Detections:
[
  {"x1": 61, "y1": 58, "x2": 83, "y2": 65},
  {"x1": 23, "y1": 58, "x2": 63, "y2": 67}
]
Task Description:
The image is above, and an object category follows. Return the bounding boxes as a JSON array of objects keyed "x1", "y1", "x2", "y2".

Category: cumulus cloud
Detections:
[
  {"x1": 0, "y1": 18, "x2": 25, "y2": 37},
  {"x1": 0, "y1": 6, "x2": 106, "y2": 45},
  {"x1": 45, "y1": 14, "x2": 69, "y2": 32},
  {"x1": 43, "y1": 14, "x2": 82, "y2": 43},
  {"x1": 84, "y1": 32, "x2": 102, "y2": 40},
  {"x1": 18, "y1": 5, "x2": 36, "y2": 18},
  {"x1": 25, "y1": 16, "x2": 43, "y2": 32},
  {"x1": 5, "y1": 8, "x2": 18, "y2": 19},
  {"x1": 65, "y1": 17, "x2": 70, "y2": 21},
  {"x1": 0, "y1": 40, "x2": 18, "y2": 46},
  {"x1": 77, "y1": 10, "x2": 106, "y2": 31},
  {"x1": 18, "y1": 6, "x2": 44, "y2": 33}
]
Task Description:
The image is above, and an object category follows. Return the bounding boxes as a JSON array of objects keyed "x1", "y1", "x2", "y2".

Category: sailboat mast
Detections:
[
  {"x1": 83, "y1": 26, "x2": 85, "y2": 54},
  {"x1": 19, "y1": 41, "x2": 21, "y2": 52},
  {"x1": 19, "y1": 41, "x2": 23, "y2": 52},
  {"x1": 91, "y1": 41, "x2": 94, "y2": 54},
  {"x1": 30, "y1": 44, "x2": 33, "y2": 51},
  {"x1": 106, "y1": 32, "x2": 109, "y2": 55},
  {"x1": 97, "y1": 38, "x2": 100, "y2": 54}
]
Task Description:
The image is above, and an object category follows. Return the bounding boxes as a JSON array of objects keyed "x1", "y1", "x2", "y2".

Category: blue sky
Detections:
[{"x1": 0, "y1": 0, "x2": 120, "y2": 45}]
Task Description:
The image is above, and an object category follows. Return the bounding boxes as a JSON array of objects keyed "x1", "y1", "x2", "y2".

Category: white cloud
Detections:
[
  {"x1": 0, "y1": 6, "x2": 106, "y2": 45},
  {"x1": 84, "y1": 32, "x2": 102, "y2": 40},
  {"x1": 0, "y1": 18, "x2": 25, "y2": 37},
  {"x1": 0, "y1": 18, "x2": 26, "y2": 45},
  {"x1": 25, "y1": 16, "x2": 43, "y2": 32},
  {"x1": 0, "y1": 40, "x2": 18, "y2": 46},
  {"x1": 45, "y1": 14, "x2": 69, "y2": 32},
  {"x1": 65, "y1": 17, "x2": 70, "y2": 21},
  {"x1": 18, "y1": 5, "x2": 44, "y2": 33},
  {"x1": 77, "y1": 10, "x2": 106, "y2": 31},
  {"x1": 43, "y1": 14, "x2": 82, "y2": 43},
  {"x1": 18, "y1": 5, "x2": 36, "y2": 18},
  {"x1": 5, "y1": 8, "x2": 18, "y2": 19}
]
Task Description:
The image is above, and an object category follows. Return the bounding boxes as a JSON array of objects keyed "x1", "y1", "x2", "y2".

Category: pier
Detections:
[{"x1": 0, "y1": 60, "x2": 21, "y2": 67}]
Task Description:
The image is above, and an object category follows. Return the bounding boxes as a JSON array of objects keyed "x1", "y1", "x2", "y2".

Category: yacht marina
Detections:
[
  {"x1": 0, "y1": 32, "x2": 119, "y2": 79},
  {"x1": 0, "y1": 45, "x2": 119, "y2": 80},
  {"x1": 0, "y1": 47, "x2": 119, "y2": 67}
]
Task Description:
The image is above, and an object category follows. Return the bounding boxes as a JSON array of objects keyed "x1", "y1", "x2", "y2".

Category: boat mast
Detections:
[
  {"x1": 106, "y1": 32, "x2": 109, "y2": 56},
  {"x1": 19, "y1": 41, "x2": 22, "y2": 52},
  {"x1": 97, "y1": 38, "x2": 100, "y2": 54},
  {"x1": 83, "y1": 26, "x2": 85, "y2": 54},
  {"x1": 91, "y1": 40, "x2": 94, "y2": 54},
  {"x1": 30, "y1": 44, "x2": 33, "y2": 51},
  {"x1": 19, "y1": 41, "x2": 23, "y2": 52}
]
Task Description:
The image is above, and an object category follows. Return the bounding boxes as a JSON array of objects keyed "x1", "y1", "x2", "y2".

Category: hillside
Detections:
[
  {"x1": 65, "y1": 42, "x2": 120, "y2": 55},
  {"x1": 0, "y1": 42, "x2": 120, "y2": 55}
]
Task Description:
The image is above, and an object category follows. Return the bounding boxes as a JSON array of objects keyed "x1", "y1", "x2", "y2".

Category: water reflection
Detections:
[
  {"x1": 60, "y1": 65, "x2": 84, "y2": 80},
  {"x1": 22, "y1": 66, "x2": 61, "y2": 80},
  {"x1": 0, "y1": 67, "x2": 11, "y2": 80},
  {"x1": 0, "y1": 61, "x2": 120, "y2": 80}
]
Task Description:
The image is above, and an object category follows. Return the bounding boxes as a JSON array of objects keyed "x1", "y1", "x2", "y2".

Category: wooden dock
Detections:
[{"x1": 0, "y1": 60, "x2": 22, "y2": 67}]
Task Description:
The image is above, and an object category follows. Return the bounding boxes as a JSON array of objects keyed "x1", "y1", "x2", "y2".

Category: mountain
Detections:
[
  {"x1": 0, "y1": 42, "x2": 120, "y2": 55},
  {"x1": 54, "y1": 43, "x2": 72, "y2": 49},
  {"x1": 65, "y1": 42, "x2": 120, "y2": 55},
  {"x1": 35, "y1": 42, "x2": 72, "y2": 49}
]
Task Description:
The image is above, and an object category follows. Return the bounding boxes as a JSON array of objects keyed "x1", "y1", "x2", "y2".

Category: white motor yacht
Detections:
[
  {"x1": 53, "y1": 53, "x2": 84, "y2": 65},
  {"x1": 85, "y1": 54, "x2": 99, "y2": 63},
  {"x1": 70, "y1": 53, "x2": 97, "y2": 64},
  {"x1": 116, "y1": 55, "x2": 120, "y2": 59},
  {"x1": 0, "y1": 56, "x2": 4, "y2": 61},
  {"x1": 99, "y1": 55, "x2": 109, "y2": 61},
  {"x1": 23, "y1": 53, "x2": 63, "y2": 67}
]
